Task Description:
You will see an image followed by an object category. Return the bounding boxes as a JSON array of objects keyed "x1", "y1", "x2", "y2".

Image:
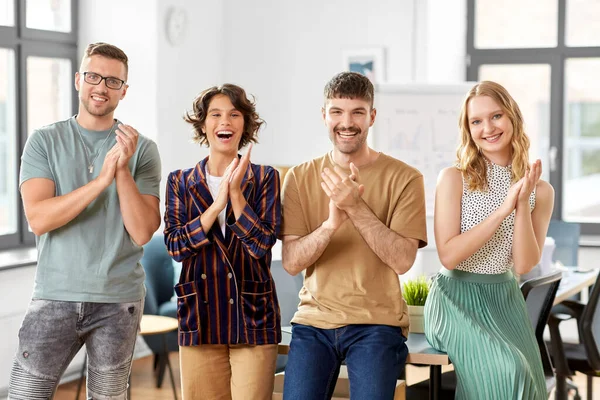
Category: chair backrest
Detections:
[
  {"x1": 546, "y1": 220, "x2": 580, "y2": 266},
  {"x1": 141, "y1": 234, "x2": 176, "y2": 314},
  {"x1": 520, "y1": 270, "x2": 563, "y2": 381},
  {"x1": 579, "y1": 271, "x2": 600, "y2": 370},
  {"x1": 270, "y1": 259, "x2": 303, "y2": 326},
  {"x1": 271, "y1": 258, "x2": 304, "y2": 373}
]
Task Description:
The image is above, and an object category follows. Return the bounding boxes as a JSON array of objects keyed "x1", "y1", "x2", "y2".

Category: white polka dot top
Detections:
[{"x1": 456, "y1": 162, "x2": 536, "y2": 274}]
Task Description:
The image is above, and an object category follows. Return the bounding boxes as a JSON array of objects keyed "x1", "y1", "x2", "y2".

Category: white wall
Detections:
[
  {"x1": 220, "y1": 0, "x2": 417, "y2": 167},
  {"x1": 78, "y1": 0, "x2": 159, "y2": 141},
  {"x1": 423, "y1": 0, "x2": 468, "y2": 83},
  {"x1": 156, "y1": 0, "x2": 224, "y2": 181}
]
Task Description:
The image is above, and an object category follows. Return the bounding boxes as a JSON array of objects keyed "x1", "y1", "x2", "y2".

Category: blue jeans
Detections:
[{"x1": 283, "y1": 324, "x2": 408, "y2": 400}]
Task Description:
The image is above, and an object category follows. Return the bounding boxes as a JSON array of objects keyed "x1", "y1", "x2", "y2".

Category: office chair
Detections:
[
  {"x1": 520, "y1": 270, "x2": 563, "y2": 394},
  {"x1": 141, "y1": 234, "x2": 179, "y2": 388},
  {"x1": 546, "y1": 220, "x2": 580, "y2": 268},
  {"x1": 406, "y1": 270, "x2": 562, "y2": 398},
  {"x1": 270, "y1": 258, "x2": 303, "y2": 373},
  {"x1": 548, "y1": 271, "x2": 600, "y2": 400}
]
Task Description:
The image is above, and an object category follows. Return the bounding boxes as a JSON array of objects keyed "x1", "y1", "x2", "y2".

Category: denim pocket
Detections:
[
  {"x1": 174, "y1": 281, "x2": 200, "y2": 333},
  {"x1": 241, "y1": 279, "x2": 275, "y2": 330}
]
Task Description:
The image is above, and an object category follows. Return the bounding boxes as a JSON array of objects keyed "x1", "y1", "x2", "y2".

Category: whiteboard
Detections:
[{"x1": 372, "y1": 82, "x2": 476, "y2": 215}]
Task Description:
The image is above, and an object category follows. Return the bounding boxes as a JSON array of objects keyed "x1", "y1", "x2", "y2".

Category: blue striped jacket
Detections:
[{"x1": 164, "y1": 157, "x2": 282, "y2": 346}]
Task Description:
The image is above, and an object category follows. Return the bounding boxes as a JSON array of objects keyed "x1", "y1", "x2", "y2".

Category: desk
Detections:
[
  {"x1": 553, "y1": 269, "x2": 598, "y2": 305},
  {"x1": 406, "y1": 333, "x2": 449, "y2": 400},
  {"x1": 279, "y1": 328, "x2": 447, "y2": 400}
]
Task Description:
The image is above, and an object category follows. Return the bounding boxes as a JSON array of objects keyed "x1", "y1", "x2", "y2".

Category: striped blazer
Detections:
[{"x1": 164, "y1": 157, "x2": 282, "y2": 346}]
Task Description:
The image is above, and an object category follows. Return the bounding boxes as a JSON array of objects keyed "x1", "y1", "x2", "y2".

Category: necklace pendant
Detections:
[{"x1": 89, "y1": 165, "x2": 94, "y2": 174}]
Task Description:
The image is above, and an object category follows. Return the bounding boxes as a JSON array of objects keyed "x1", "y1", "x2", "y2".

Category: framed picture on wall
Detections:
[{"x1": 342, "y1": 47, "x2": 386, "y2": 84}]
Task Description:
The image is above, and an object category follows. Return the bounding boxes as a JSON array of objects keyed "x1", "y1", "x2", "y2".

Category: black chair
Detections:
[
  {"x1": 548, "y1": 271, "x2": 600, "y2": 400},
  {"x1": 521, "y1": 270, "x2": 563, "y2": 395},
  {"x1": 270, "y1": 258, "x2": 303, "y2": 373},
  {"x1": 407, "y1": 270, "x2": 562, "y2": 399}
]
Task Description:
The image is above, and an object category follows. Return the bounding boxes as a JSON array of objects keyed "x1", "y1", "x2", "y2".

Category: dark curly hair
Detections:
[
  {"x1": 323, "y1": 72, "x2": 374, "y2": 108},
  {"x1": 184, "y1": 84, "x2": 264, "y2": 149}
]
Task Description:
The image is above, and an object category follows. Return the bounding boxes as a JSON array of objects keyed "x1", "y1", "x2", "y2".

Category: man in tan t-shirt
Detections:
[{"x1": 280, "y1": 72, "x2": 427, "y2": 400}]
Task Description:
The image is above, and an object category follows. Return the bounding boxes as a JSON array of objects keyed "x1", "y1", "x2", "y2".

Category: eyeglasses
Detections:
[{"x1": 82, "y1": 72, "x2": 126, "y2": 90}]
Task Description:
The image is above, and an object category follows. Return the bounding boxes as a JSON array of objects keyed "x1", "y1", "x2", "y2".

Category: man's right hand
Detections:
[
  {"x1": 321, "y1": 165, "x2": 363, "y2": 231},
  {"x1": 322, "y1": 198, "x2": 348, "y2": 231},
  {"x1": 97, "y1": 144, "x2": 120, "y2": 187}
]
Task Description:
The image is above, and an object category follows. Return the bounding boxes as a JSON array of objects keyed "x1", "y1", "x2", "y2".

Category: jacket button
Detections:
[
  {"x1": 201, "y1": 274, "x2": 207, "y2": 279},
  {"x1": 228, "y1": 273, "x2": 232, "y2": 279},
  {"x1": 229, "y1": 298, "x2": 234, "y2": 304}
]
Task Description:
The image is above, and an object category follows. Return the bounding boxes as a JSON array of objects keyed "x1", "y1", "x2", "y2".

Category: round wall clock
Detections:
[{"x1": 165, "y1": 7, "x2": 187, "y2": 46}]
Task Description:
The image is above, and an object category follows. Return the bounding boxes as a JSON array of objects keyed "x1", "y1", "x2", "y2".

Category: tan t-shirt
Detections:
[{"x1": 281, "y1": 152, "x2": 427, "y2": 338}]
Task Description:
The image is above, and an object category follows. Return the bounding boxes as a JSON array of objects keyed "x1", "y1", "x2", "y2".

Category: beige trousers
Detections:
[{"x1": 179, "y1": 344, "x2": 278, "y2": 400}]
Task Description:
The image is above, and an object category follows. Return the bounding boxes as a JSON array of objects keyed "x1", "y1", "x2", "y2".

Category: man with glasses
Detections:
[{"x1": 8, "y1": 42, "x2": 161, "y2": 400}]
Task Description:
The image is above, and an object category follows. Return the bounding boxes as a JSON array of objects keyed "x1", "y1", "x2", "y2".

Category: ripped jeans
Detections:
[{"x1": 8, "y1": 299, "x2": 143, "y2": 400}]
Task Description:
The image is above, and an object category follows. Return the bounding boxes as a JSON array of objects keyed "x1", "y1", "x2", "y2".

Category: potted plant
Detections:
[{"x1": 402, "y1": 276, "x2": 430, "y2": 333}]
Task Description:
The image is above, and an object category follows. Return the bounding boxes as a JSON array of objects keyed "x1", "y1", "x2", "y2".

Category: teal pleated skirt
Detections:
[{"x1": 424, "y1": 269, "x2": 546, "y2": 400}]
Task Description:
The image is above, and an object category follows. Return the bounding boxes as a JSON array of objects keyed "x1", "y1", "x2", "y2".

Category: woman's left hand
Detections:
[
  {"x1": 229, "y1": 143, "x2": 253, "y2": 197},
  {"x1": 517, "y1": 159, "x2": 542, "y2": 205}
]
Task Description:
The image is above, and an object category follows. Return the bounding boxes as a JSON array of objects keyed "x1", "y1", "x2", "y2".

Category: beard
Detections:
[
  {"x1": 330, "y1": 124, "x2": 366, "y2": 154},
  {"x1": 80, "y1": 95, "x2": 118, "y2": 117}
]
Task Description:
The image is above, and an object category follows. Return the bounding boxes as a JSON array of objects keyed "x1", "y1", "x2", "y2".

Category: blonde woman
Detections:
[{"x1": 424, "y1": 81, "x2": 554, "y2": 399}]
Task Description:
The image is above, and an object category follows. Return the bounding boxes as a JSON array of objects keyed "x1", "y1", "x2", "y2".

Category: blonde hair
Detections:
[{"x1": 457, "y1": 80, "x2": 530, "y2": 191}]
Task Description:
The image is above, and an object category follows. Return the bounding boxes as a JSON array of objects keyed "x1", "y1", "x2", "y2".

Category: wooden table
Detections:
[
  {"x1": 553, "y1": 268, "x2": 598, "y2": 305},
  {"x1": 405, "y1": 333, "x2": 449, "y2": 400},
  {"x1": 140, "y1": 314, "x2": 179, "y2": 335},
  {"x1": 75, "y1": 315, "x2": 179, "y2": 400},
  {"x1": 139, "y1": 315, "x2": 179, "y2": 400}
]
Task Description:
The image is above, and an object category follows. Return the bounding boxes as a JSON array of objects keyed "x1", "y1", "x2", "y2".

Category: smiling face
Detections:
[
  {"x1": 203, "y1": 94, "x2": 244, "y2": 155},
  {"x1": 467, "y1": 95, "x2": 514, "y2": 160},
  {"x1": 323, "y1": 97, "x2": 375, "y2": 155},
  {"x1": 75, "y1": 55, "x2": 128, "y2": 119}
]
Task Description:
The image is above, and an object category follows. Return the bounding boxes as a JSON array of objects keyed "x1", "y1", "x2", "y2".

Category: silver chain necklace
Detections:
[{"x1": 74, "y1": 118, "x2": 116, "y2": 174}]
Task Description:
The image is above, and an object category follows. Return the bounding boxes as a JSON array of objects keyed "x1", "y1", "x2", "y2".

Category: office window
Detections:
[
  {"x1": 474, "y1": 0, "x2": 558, "y2": 49},
  {"x1": 0, "y1": 0, "x2": 77, "y2": 250},
  {"x1": 0, "y1": 49, "x2": 17, "y2": 236},
  {"x1": 563, "y1": 58, "x2": 600, "y2": 222},
  {"x1": 566, "y1": 0, "x2": 600, "y2": 47},
  {"x1": 26, "y1": 0, "x2": 71, "y2": 32},
  {"x1": 468, "y1": 0, "x2": 600, "y2": 234},
  {"x1": 27, "y1": 56, "x2": 72, "y2": 136},
  {"x1": 0, "y1": 0, "x2": 14, "y2": 26}
]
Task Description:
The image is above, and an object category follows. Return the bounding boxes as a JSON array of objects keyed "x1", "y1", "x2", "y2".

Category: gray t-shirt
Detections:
[{"x1": 19, "y1": 116, "x2": 161, "y2": 303}]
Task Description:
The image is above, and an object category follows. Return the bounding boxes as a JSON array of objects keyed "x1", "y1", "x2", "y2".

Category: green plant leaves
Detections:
[{"x1": 402, "y1": 276, "x2": 430, "y2": 306}]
